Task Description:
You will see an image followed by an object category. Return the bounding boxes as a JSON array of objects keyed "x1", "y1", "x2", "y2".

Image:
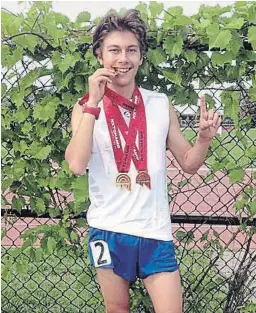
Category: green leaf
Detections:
[
  {"x1": 248, "y1": 3, "x2": 256, "y2": 23},
  {"x1": 76, "y1": 11, "x2": 91, "y2": 23},
  {"x1": 1, "y1": 11, "x2": 24, "y2": 36},
  {"x1": 62, "y1": 72, "x2": 73, "y2": 89},
  {"x1": 79, "y1": 35, "x2": 92, "y2": 44},
  {"x1": 11, "y1": 159, "x2": 26, "y2": 179},
  {"x1": 53, "y1": 11, "x2": 70, "y2": 25},
  {"x1": 166, "y1": 6, "x2": 183, "y2": 16},
  {"x1": 224, "y1": 18, "x2": 245, "y2": 29},
  {"x1": 21, "y1": 122, "x2": 33, "y2": 134},
  {"x1": 58, "y1": 227, "x2": 70, "y2": 240},
  {"x1": 226, "y1": 31, "x2": 242, "y2": 56},
  {"x1": 35, "y1": 247, "x2": 43, "y2": 262},
  {"x1": 21, "y1": 238, "x2": 32, "y2": 251},
  {"x1": 211, "y1": 52, "x2": 233, "y2": 67},
  {"x1": 61, "y1": 93, "x2": 78, "y2": 108},
  {"x1": 162, "y1": 71, "x2": 182, "y2": 86},
  {"x1": 48, "y1": 207, "x2": 61, "y2": 218},
  {"x1": 205, "y1": 94, "x2": 215, "y2": 109},
  {"x1": 74, "y1": 76, "x2": 84, "y2": 93},
  {"x1": 35, "y1": 123, "x2": 52, "y2": 139},
  {"x1": 70, "y1": 230, "x2": 79, "y2": 242},
  {"x1": 44, "y1": 20, "x2": 65, "y2": 43},
  {"x1": 147, "y1": 48, "x2": 166, "y2": 66},
  {"x1": 13, "y1": 34, "x2": 39, "y2": 52},
  {"x1": 229, "y1": 168, "x2": 245, "y2": 184},
  {"x1": 245, "y1": 146, "x2": 256, "y2": 158},
  {"x1": 5, "y1": 47, "x2": 23, "y2": 69},
  {"x1": 33, "y1": 145, "x2": 52, "y2": 160},
  {"x1": 14, "y1": 106, "x2": 30, "y2": 123},
  {"x1": 1, "y1": 229, "x2": 8, "y2": 240},
  {"x1": 19, "y1": 68, "x2": 42, "y2": 90},
  {"x1": 13, "y1": 140, "x2": 28, "y2": 153},
  {"x1": 2, "y1": 178, "x2": 13, "y2": 192},
  {"x1": 248, "y1": 26, "x2": 256, "y2": 50},
  {"x1": 173, "y1": 15, "x2": 191, "y2": 26},
  {"x1": 249, "y1": 201, "x2": 256, "y2": 215},
  {"x1": 175, "y1": 230, "x2": 187, "y2": 242},
  {"x1": 34, "y1": 1, "x2": 52, "y2": 12},
  {"x1": 33, "y1": 97, "x2": 59, "y2": 122},
  {"x1": 149, "y1": 2, "x2": 164, "y2": 18},
  {"x1": 58, "y1": 53, "x2": 81, "y2": 73},
  {"x1": 75, "y1": 218, "x2": 87, "y2": 228},
  {"x1": 71, "y1": 175, "x2": 89, "y2": 204},
  {"x1": 1, "y1": 83, "x2": 7, "y2": 96},
  {"x1": 12, "y1": 196, "x2": 25, "y2": 212},
  {"x1": 135, "y1": 2, "x2": 148, "y2": 21},
  {"x1": 34, "y1": 198, "x2": 47, "y2": 215},
  {"x1": 52, "y1": 51, "x2": 62, "y2": 67},
  {"x1": 235, "y1": 199, "x2": 245, "y2": 211},
  {"x1": 9, "y1": 87, "x2": 25, "y2": 108},
  {"x1": 163, "y1": 35, "x2": 183, "y2": 58},
  {"x1": 221, "y1": 91, "x2": 240, "y2": 127},
  {"x1": 184, "y1": 50, "x2": 197, "y2": 63},
  {"x1": 207, "y1": 24, "x2": 231, "y2": 49},
  {"x1": 209, "y1": 29, "x2": 232, "y2": 50},
  {"x1": 47, "y1": 237, "x2": 56, "y2": 254},
  {"x1": 200, "y1": 231, "x2": 209, "y2": 241}
]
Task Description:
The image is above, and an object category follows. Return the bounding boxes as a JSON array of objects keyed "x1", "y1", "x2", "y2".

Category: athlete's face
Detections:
[{"x1": 98, "y1": 30, "x2": 143, "y2": 88}]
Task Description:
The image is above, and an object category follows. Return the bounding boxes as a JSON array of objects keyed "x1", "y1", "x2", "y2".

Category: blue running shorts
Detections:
[{"x1": 88, "y1": 227, "x2": 179, "y2": 282}]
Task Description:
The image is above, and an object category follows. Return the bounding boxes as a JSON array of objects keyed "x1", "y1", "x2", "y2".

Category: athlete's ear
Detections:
[
  {"x1": 98, "y1": 56, "x2": 103, "y2": 66},
  {"x1": 97, "y1": 50, "x2": 103, "y2": 66}
]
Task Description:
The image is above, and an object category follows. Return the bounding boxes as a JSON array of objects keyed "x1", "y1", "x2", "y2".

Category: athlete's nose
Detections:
[{"x1": 119, "y1": 49, "x2": 129, "y2": 63}]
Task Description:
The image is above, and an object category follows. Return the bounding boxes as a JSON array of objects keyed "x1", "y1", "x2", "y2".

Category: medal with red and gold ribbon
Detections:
[
  {"x1": 104, "y1": 86, "x2": 151, "y2": 191},
  {"x1": 78, "y1": 86, "x2": 151, "y2": 191}
]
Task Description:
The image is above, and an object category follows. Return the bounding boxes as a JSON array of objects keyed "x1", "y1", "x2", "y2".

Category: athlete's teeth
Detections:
[
  {"x1": 115, "y1": 68, "x2": 130, "y2": 73},
  {"x1": 118, "y1": 69, "x2": 129, "y2": 73}
]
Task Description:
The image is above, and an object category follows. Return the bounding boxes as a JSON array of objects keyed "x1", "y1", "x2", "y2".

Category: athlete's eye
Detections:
[{"x1": 109, "y1": 49, "x2": 119, "y2": 53}]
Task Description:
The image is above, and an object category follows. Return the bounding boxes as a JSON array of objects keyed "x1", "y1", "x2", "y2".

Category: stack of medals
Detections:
[{"x1": 104, "y1": 86, "x2": 151, "y2": 191}]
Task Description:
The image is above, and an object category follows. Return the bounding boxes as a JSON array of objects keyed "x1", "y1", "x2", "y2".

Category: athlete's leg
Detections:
[
  {"x1": 96, "y1": 268, "x2": 130, "y2": 313},
  {"x1": 143, "y1": 270, "x2": 183, "y2": 313}
]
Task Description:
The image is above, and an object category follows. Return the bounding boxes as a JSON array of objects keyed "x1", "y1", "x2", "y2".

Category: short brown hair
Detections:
[{"x1": 92, "y1": 9, "x2": 148, "y2": 58}]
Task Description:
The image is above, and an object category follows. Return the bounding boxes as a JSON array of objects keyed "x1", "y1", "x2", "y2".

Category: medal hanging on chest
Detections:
[{"x1": 104, "y1": 86, "x2": 151, "y2": 191}]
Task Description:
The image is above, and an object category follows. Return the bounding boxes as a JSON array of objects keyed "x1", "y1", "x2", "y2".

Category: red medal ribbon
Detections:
[
  {"x1": 79, "y1": 86, "x2": 151, "y2": 189},
  {"x1": 104, "y1": 86, "x2": 148, "y2": 174}
]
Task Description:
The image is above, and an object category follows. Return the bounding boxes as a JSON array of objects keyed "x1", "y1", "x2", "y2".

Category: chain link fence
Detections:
[{"x1": 2, "y1": 44, "x2": 256, "y2": 313}]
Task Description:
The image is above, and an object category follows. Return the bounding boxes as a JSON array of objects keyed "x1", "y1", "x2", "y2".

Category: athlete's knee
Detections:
[{"x1": 105, "y1": 303, "x2": 129, "y2": 313}]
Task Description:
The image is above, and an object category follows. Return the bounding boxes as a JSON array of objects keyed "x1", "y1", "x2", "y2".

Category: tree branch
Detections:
[{"x1": 2, "y1": 32, "x2": 55, "y2": 50}]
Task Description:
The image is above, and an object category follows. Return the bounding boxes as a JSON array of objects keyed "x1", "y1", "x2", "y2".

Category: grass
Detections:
[
  {"x1": 1, "y1": 246, "x2": 232, "y2": 313},
  {"x1": 1, "y1": 247, "x2": 104, "y2": 313}
]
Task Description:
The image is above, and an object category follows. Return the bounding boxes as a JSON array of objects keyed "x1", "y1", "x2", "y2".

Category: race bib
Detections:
[{"x1": 90, "y1": 240, "x2": 111, "y2": 267}]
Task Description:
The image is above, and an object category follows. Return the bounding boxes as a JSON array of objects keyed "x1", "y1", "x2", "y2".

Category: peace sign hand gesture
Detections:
[{"x1": 198, "y1": 95, "x2": 222, "y2": 142}]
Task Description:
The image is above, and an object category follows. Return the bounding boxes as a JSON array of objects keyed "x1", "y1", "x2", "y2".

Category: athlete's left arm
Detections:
[{"x1": 166, "y1": 96, "x2": 222, "y2": 174}]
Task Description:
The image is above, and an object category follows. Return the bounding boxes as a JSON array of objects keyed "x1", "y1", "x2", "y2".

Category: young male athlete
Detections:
[{"x1": 65, "y1": 9, "x2": 221, "y2": 313}]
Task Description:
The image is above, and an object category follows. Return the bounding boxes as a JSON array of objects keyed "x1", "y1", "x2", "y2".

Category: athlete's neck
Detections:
[{"x1": 106, "y1": 82, "x2": 135, "y2": 100}]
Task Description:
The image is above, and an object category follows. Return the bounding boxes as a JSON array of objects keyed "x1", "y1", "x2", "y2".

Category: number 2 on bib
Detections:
[{"x1": 90, "y1": 240, "x2": 111, "y2": 267}]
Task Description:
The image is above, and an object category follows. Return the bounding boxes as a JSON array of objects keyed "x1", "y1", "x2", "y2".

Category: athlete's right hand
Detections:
[{"x1": 87, "y1": 68, "x2": 116, "y2": 107}]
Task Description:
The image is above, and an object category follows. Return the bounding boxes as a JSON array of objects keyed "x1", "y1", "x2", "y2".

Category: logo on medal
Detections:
[
  {"x1": 116, "y1": 173, "x2": 131, "y2": 191},
  {"x1": 136, "y1": 171, "x2": 151, "y2": 189}
]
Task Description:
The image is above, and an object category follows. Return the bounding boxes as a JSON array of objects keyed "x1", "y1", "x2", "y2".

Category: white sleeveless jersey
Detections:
[{"x1": 87, "y1": 88, "x2": 173, "y2": 241}]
